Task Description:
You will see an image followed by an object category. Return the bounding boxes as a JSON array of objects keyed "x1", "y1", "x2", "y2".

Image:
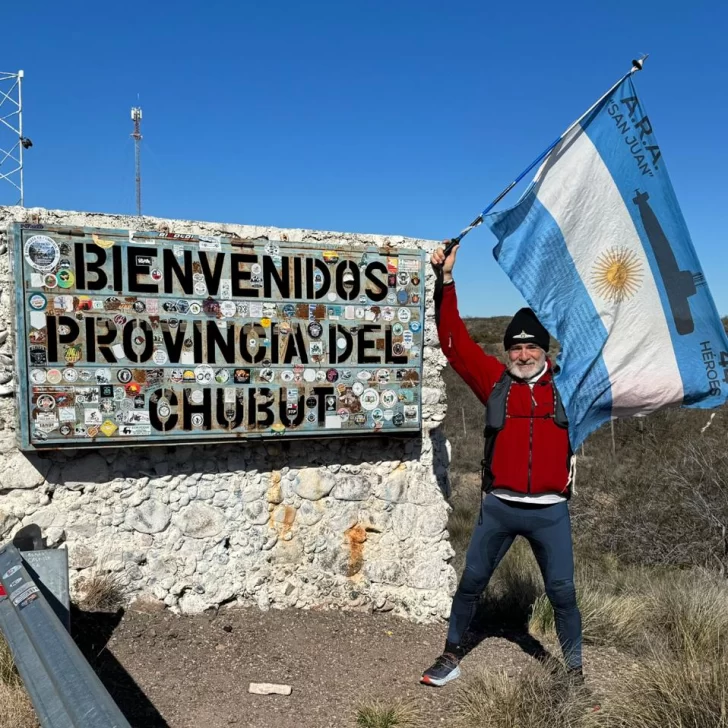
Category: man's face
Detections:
[{"x1": 506, "y1": 343, "x2": 546, "y2": 379}]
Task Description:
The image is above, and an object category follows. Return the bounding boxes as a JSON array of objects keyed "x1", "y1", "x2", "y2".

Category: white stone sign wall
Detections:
[{"x1": 0, "y1": 206, "x2": 455, "y2": 621}]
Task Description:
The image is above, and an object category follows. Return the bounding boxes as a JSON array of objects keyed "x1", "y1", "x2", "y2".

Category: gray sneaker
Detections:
[{"x1": 420, "y1": 652, "x2": 461, "y2": 687}]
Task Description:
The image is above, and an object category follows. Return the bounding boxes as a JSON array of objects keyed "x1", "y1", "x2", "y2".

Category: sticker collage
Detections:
[{"x1": 13, "y1": 224, "x2": 426, "y2": 449}]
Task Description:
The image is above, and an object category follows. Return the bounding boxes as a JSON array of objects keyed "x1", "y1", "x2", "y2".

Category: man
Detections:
[{"x1": 420, "y1": 244, "x2": 583, "y2": 687}]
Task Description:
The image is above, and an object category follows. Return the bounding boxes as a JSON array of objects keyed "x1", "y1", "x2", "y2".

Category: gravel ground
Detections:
[{"x1": 71, "y1": 603, "x2": 623, "y2": 728}]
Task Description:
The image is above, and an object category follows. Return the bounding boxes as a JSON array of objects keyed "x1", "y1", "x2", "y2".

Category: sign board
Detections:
[{"x1": 10, "y1": 223, "x2": 426, "y2": 450}]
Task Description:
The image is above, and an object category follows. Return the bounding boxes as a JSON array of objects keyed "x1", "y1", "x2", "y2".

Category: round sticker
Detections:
[
  {"x1": 170, "y1": 368, "x2": 183, "y2": 383},
  {"x1": 152, "y1": 350, "x2": 168, "y2": 365},
  {"x1": 220, "y1": 301, "x2": 237, "y2": 317},
  {"x1": 397, "y1": 271, "x2": 410, "y2": 286},
  {"x1": 30, "y1": 369, "x2": 47, "y2": 384},
  {"x1": 393, "y1": 412, "x2": 405, "y2": 426},
  {"x1": 189, "y1": 302, "x2": 202, "y2": 315},
  {"x1": 79, "y1": 370, "x2": 93, "y2": 381},
  {"x1": 282, "y1": 304, "x2": 295, "y2": 318},
  {"x1": 397, "y1": 289, "x2": 409, "y2": 305},
  {"x1": 354, "y1": 413, "x2": 367, "y2": 425},
  {"x1": 260, "y1": 368, "x2": 274, "y2": 383},
  {"x1": 24, "y1": 235, "x2": 60, "y2": 272},
  {"x1": 125, "y1": 382, "x2": 141, "y2": 396},
  {"x1": 281, "y1": 370, "x2": 294, "y2": 383},
  {"x1": 306, "y1": 411, "x2": 317, "y2": 423},
  {"x1": 381, "y1": 390, "x2": 397, "y2": 408},
  {"x1": 327, "y1": 292, "x2": 337, "y2": 302},
  {"x1": 409, "y1": 320, "x2": 422, "y2": 333},
  {"x1": 29, "y1": 293, "x2": 47, "y2": 310},
  {"x1": 397, "y1": 308, "x2": 411, "y2": 323},
  {"x1": 43, "y1": 274, "x2": 58, "y2": 288},
  {"x1": 151, "y1": 269, "x2": 163, "y2": 282},
  {"x1": 303, "y1": 369, "x2": 316, "y2": 382},
  {"x1": 308, "y1": 321, "x2": 323, "y2": 339},
  {"x1": 387, "y1": 293, "x2": 397, "y2": 304},
  {"x1": 382, "y1": 307, "x2": 394, "y2": 322},
  {"x1": 57, "y1": 270, "x2": 75, "y2": 289},
  {"x1": 376, "y1": 369, "x2": 390, "y2": 384},
  {"x1": 355, "y1": 307, "x2": 365, "y2": 319},
  {"x1": 305, "y1": 396, "x2": 318, "y2": 409},
  {"x1": 326, "y1": 368, "x2": 339, "y2": 383},
  {"x1": 360, "y1": 388, "x2": 380, "y2": 411},
  {"x1": 191, "y1": 413, "x2": 204, "y2": 427},
  {"x1": 357, "y1": 370, "x2": 372, "y2": 381},
  {"x1": 194, "y1": 282, "x2": 207, "y2": 296},
  {"x1": 393, "y1": 323, "x2": 403, "y2": 336},
  {"x1": 158, "y1": 403, "x2": 171, "y2": 418},
  {"x1": 371, "y1": 408, "x2": 384, "y2": 421},
  {"x1": 392, "y1": 343, "x2": 406, "y2": 356},
  {"x1": 411, "y1": 274, "x2": 421, "y2": 286},
  {"x1": 336, "y1": 337, "x2": 347, "y2": 350},
  {"x1": 59, "y1": 423, "x2": 72, "y2": 436},
  {"x1": 214, "y1": 369, "x2": 230, "y2": 384},
  {"x1": 63, "y1": 368, "x2": 78, "y2": 383},
  {"x1": 195, "y1": 365, "x2": 213, "y2": 384},
  {"x1": 46, "y1": 369, "x2": 62, "y2": 385},
  {"x1": 117, "y1": 369, "x2": 133, "y2": 384},
  {"x1": 315, "y1": 370, "x2": 326, "y2": 382},
  {"x1": 352, "y1": 381, "x2": 365, "y2": 396},
  {"x1": 36, "y1": 394, "x2": 56, "y2": 411},
  {"x1": 251, "y1": 263, "x2": 262, "y2": 275},
  {"x1": 190, "y1": 390, "x2": 205, "y2": 404},
  {"x1": 337, "y1": 408, "x2": 350, "y2": 422}
]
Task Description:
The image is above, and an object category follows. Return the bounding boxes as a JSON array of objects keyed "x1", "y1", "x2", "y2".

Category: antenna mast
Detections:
[
  {"x1": 130, "y1": 106, "x2": 142, "y2": 216},
  {"x1": 0, "y1": 70, "x2": 32, "y2": 206}
]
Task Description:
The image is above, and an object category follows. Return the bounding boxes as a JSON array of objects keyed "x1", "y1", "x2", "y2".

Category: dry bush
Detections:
[
  {"x1": 641, "y1": 570, "x2": 728, "y2": 657},
  {"x1": 454, "y1": 660, "x2": 600, "y2": 728},
  {"x1": 75, "y1": 572, "x2": 124, "y2": 612},
  {"x1": 599, "y1": 648, "x2": 728, "y2": 728},
  {"x1": 355, "y1": 699, "x2": 421, "y2": 728},
  {"x1": 0, "y1": 637, "x2": 38, "y2": 728}
]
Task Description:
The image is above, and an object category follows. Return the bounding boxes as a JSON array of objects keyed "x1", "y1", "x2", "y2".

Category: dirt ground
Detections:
[{"x1": 70, "y1": 603, "x2": 620, "y2": 728}]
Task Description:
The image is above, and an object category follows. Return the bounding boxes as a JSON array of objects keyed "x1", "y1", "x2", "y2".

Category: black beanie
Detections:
[{"x1": 503, "y1": 308, "x2": 550, "y2": 352}]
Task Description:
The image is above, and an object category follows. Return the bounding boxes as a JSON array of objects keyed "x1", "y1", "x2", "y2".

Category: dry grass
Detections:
[
  {"x1": 0, "y1": 637, "x2": 38, "y2": 728},
  {"x1": 75, "y1": 572, "x2": 125, "y2": 612},
  {"x1": 355, "y1": 699, "x2": 421, "y2": 728},
  {"x1": 599, "y1": 648, "x2": 728, "y2": 728},
  {"x1": 454, "y1": 660, "x2": 601, "y2": 728}
]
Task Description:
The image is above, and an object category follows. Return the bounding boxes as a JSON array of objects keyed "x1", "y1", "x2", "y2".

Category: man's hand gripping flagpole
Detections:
[{"x1": 437, "y1": 55, "x2": 649, "y2": 267}]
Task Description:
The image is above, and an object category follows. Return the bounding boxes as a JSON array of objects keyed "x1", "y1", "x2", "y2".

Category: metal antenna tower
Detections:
[
  {"x1": 131, "y1": 106, "x2": 142, "y2": 216},
  {"x1": 0, "y1": 70, "x2": 32, "y2": 206}
]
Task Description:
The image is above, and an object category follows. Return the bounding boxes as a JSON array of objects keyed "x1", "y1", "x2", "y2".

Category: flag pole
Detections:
[{"x1": 442, "y1": 55, "x2": 648, "y2": 258}]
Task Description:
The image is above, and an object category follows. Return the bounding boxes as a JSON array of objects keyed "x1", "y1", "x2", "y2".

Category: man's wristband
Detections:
[{"x1": 442, "y1": 278, "x2": 454, "y2": 286}]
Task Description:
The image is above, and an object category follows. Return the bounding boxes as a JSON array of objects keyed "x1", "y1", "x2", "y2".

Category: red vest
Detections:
[{"x1": 482, "y1": 370, "x2": 572, "y2": 497}]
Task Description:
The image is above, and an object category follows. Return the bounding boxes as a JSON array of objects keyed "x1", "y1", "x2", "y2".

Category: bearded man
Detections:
[{"x1": 420, "y1": 244, "x2": 583, "y2": 687}]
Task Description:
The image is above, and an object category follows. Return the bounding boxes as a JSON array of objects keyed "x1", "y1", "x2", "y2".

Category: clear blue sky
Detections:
[{"x1": 3, "y1": 1, "x2": 727, "y2": 316}]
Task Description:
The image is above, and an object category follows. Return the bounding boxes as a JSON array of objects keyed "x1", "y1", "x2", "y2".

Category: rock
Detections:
[
  {"x1": 391, "y1": 503, "x2": 418, "y2": 540},
  {"x1": 0, "y1": 509, "x2": 18, "y2": 538},
  {"x1": 332, "y1": 477, "x2": 369, "y2": 501},
  {"x1": 375, "y1": 468, "x2": 407, "y2": 503},
  {"x1": 421, "y1": 387, "x2": 441, "y2": 405},
  {"x1": 174, "y1": 503, "x2": 226, "y2": 538},
  {"x1": 60, "y1": 454, "x2": 109, "y2": 490},
  {"x1": 408, "y1": 560, "x2": 442, "y2": 590},
  {"x1": 248, "y1": 683, "x2": 292, "y2": 696},
  {"x1": 126, "y1": 500, "x2": 171, "y2": 535},
  {"x1": 68, "y1": 544, "x2": 96, "y2": 569},
  {"x1": 244, "y1": 500, "x2": 270, "y2": 526},
  {"x1": 296, "y1": 500, "x2": 323, "y2": 527},
  {"x1": 293, "y1": 470, "x2": 335, "y2": 501},
  {"x1": 2, "y1": 451, "x2": 50, "y2": 490},
  {"x1": 363, "y1": 560, "x2": 404, "y2": 586}
]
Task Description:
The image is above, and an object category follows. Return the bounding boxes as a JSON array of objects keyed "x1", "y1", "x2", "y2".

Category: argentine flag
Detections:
[{"x1": 485, "y1": 75, "x2": 728, "y2": 448}]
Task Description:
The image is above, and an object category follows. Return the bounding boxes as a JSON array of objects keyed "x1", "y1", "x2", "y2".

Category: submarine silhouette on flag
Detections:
[{"x1": 633, "y1": 189, "x2": 699, "y2": 336}]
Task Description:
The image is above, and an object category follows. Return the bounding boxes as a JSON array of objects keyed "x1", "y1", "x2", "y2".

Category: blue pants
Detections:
[{"x1": 447, "y1": 494, "x2": 583, "y2": 669}]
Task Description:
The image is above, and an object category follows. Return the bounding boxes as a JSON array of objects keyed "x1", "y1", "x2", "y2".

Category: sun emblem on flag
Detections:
[{"x1": 591, "y1": 246, "x2": 644, "y2": 302}]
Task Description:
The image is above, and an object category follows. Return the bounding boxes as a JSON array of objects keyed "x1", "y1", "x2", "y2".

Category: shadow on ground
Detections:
[{"x1": 71, "y1": 606, "x2": 168, "y2": 728}]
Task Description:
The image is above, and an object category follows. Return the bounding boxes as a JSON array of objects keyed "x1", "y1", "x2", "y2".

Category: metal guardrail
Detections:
[{"x1": 0, "y1": 543, "x2": 131, "y2": 728}]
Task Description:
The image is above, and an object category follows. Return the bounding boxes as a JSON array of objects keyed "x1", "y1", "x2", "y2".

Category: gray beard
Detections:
[{"x1": 507, "y1": 360, "x2": 546, "y2": 382}]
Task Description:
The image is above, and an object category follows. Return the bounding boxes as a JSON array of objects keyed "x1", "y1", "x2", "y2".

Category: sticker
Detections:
[
  {"x1": 215, "y1": 369, "x2": 230, "y2": 384},
  {"x1": 355, "y1": 307, "x2": 365, "y2": 319},
  {"x1": 119, "y1": 424, "x2": 152, "y2": 436},
  {"x1": 195, "y1": 365, "x2": 214, "y2": 384},
  {"x1": 190, "y1": 413, "x2": 204, "y2": 427},
  {"x1": 326, "y1": 368, "x2": 339, "y2": 383},
  {"x1": 393, "y1": 323, "x2": 403, "y2": 336},
  {"x1": 381, "y1": 390, "x2": 397, "y2": 408},
  {"x1": 220, "y1": 301, "x2": 237, "y2": 318},
  {"x1": 392, "y1": 342, "x2": 406, "y2": 356},
  {"x1": 29, "y1": 293, "x2": 47, "y2": 310},
  {"x1": 382, "y1": 307, "x2": 394, "y2": 322},
  {"x1": 2, "y1": 565, "x2": 21, "y2": 580},
  {"x1": 30, "y1": 369, "x2": 47, "y2": 384},
  {"x1": 189, "y1": 302, "x2": 202, "y2": 315},
  {"x1": 337, "y1": 408, "x2": 350, "y2": 422},
  {"x1": 327, "y1": 292, "x2": 337, "y2": 302},
  {"x1": 11, "y1": 584, "x2": 39, "y2": 606},
  {"x1": 325, "y1": 415, "x2": 342, "y2": 429},
  {"x1": 36, "y1": 394, "x2": 56, "y2": 411},
  {"x1": 393, "y1": 412, "x2": 405, "y2": 426},
  {"x1": 360, "y1": 389, "x2": 380, "y2": 410},
  {"x1": 344, "y1": 306, "x2": 356, "y2": 320},
  {"x1": 46, "y1": 369, "x2": 62, "y2": 384},
  {"x1": 409, "y1": 320, "x2": 422, "y2": 333},
  {"x1": 117, "y1": 369, "x2": 133, "y2": 384},
  {"x1": 404, "y1": 404, "x2": 419, "y2": 421},
  {"x1": 308, "y1": 321, "x2": 323, "y2": 339},
  {"x1": 24, "y1": 235, "x2": 60, "y2": 272},
  {"x1": 397, "y1": 289, "x2": 409, "y2": 305},
  {"x1": 397, "y1": 271, "x2": 410, "y2": 286},
  {"x1": 125, "y1": 382, "x2": 141, "y2": 396},
  {"x1": 386, "y1": 256, "x2": 399, "y2": 273},
  {"x1": 153, "y1": 350, "x2": 168, "y2": 365},
  {"x1": 92, "y1": 234, "x2": 116, "y2": 249},
  {"x1": 151, "y1": 268, "x2": 163, "y2": 282},
  {"x1": 56, "y1": 270, "x2": 75, "y2": 288},
  {"x1": 403, "y1": 331, "x2": 414, "y2": 348},
  {"x1": 234, "y1": 369, "x2": 250, "y2": 383},
  {"x1": 309, "y1": 342, "x2": 324, "y2": 357},
  {"x1": 397, "y1": 308, "x2": 411, "y2": 323},
  {"x1": 357, "y1": 370, "x2": 372, "y2": 381},
  {"x1": 354, "y1": 413, "x2": 367, "y2": 425},
  {"x1": 376, "y1": 369, "x2": 390, "y2": 383},
  {"x1": 100, "y1": 420, "x2": 118, "y2": 437},
  {"x1": 85, "y1": 409, "x2": 103, "y2": 425},
  {"x1": 58, "y1": 407, "x2": 76, "y2": 422},
  {"x1": 280, "y1": 370, "x2": 294, "y2": 383},
  {"x1": 371, "y1": 408, "x2": 384, "y2": 422},
  {"x1": 124, "y1": 411, "x2": 150, "y2": 424},
  {"x1": 259, "y1": 368, "x2": 274, "y2": 383},
  {"x1": 336, "y1": 337, "x2": 347, "y2": 350},
  {"x1": 352, "y1": 382, "x2": 365, "y2": 396},
  {"x1": 200, "y1": 239, "x2": 221, "y2": 251}
]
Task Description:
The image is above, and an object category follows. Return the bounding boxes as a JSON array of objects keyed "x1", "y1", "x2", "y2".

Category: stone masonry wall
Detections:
[{"x1": 0, "y1": 206, "x2": 455, "y2": 622}]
